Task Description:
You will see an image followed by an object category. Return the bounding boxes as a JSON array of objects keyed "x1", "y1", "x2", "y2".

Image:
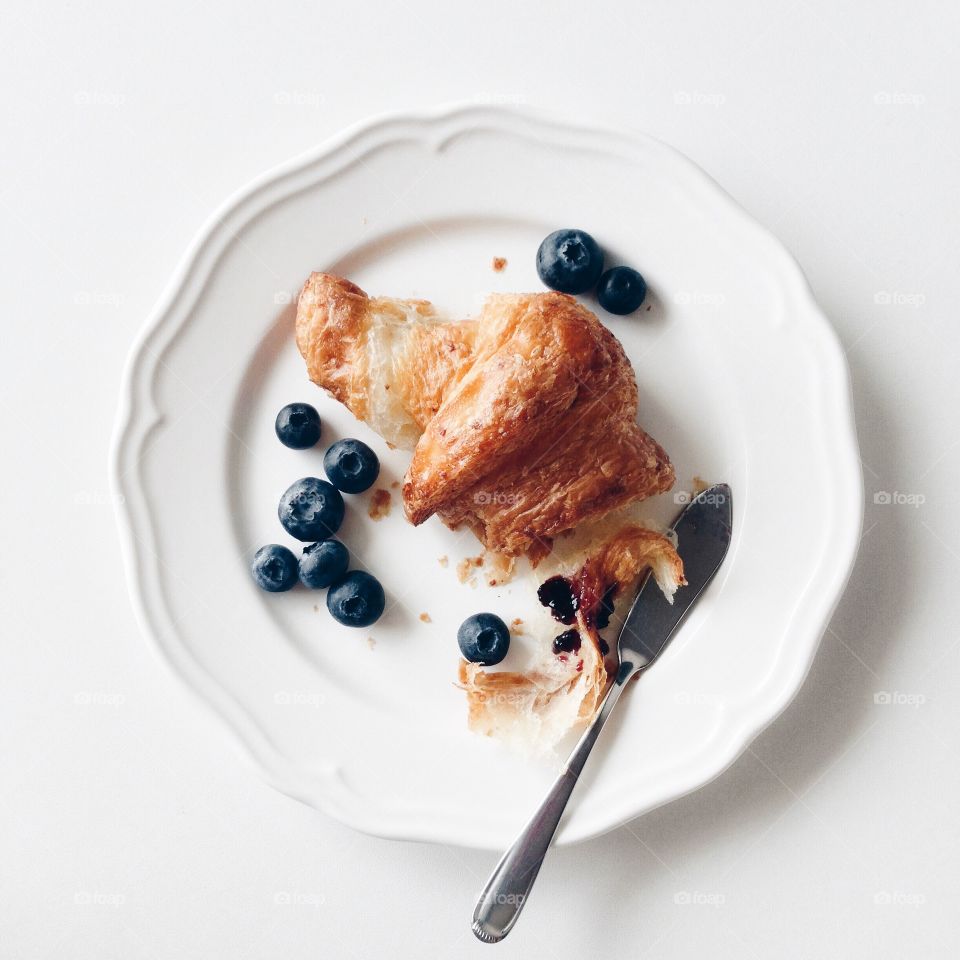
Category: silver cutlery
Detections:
[{"x1": 472, "y1": 483, "x2": 733, "y2": 943}]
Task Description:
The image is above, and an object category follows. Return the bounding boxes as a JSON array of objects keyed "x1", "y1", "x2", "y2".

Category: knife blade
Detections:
[{"x1": 617, "y1": 482, "x2": 733, "y2": 670}]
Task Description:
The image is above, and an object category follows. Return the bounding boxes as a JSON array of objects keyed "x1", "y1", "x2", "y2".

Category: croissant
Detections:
[{"x1": 295, "y1": 273, "x2": 675, "y2": 560}]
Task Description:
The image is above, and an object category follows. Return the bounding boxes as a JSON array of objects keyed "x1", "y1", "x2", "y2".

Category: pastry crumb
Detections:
[
  {"x1": 456, "y1": 558, "x2": 474, "y2": 584},
  {"x1": 485, "y1": 551, "x2": 516, "y2": 585},
  {"x1": 390, "y1": 480, "x2": 400, "y2": 489},
  {"x1": 367, "y1": 636, "x2": 376, "y2": 650},
  {"x1": 510, "y1": 618, "x2": 524, "y2": 635},
  {"x1": 419, "y1": 612, "x2": 432, "y2": 623},
  {"x1": 492, "y1": 256, "x2": 507, "y2": 272},
  {"x1": 456, "y1": 556, "x2": 484, "y2": 586},
  {"x1": 438, "y1": 555, "x2": 449, "y2": 568},
  {"x1": 456, "y1": 553, "x2": 491, "y2": 587},
  {"x1": 368, "y1": 488, "x2": 392, "y2": 520},
  {"x1": 692, "y1": 475, "x2": 709, "y2": 495}
]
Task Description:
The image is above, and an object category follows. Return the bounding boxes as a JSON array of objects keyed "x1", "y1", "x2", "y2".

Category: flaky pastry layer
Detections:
[{"x1": 458, "y1": 525, "x2": 686, "y2": 753}]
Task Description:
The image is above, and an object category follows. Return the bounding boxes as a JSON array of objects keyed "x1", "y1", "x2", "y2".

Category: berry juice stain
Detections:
[
  {"x1": 594, "y1": 586, "x2": 617, "y2": 630},
  {"x1": 552, "y1": 629, "x2": 581, "y2": 655}
]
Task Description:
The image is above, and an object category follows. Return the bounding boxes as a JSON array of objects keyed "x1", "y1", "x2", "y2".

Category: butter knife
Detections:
[{"x1": 472, "y1": 483, "x2": 733, "y2": 943}]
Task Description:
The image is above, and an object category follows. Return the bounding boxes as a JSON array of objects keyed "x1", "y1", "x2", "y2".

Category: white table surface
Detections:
[{"x1": 2, "y1": 0, "x2": 958, "y2": 956}]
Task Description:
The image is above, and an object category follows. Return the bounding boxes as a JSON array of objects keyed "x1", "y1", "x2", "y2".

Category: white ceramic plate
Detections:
[{"x1": 112, "y1": 105, "x2": 862, "y2": 849}]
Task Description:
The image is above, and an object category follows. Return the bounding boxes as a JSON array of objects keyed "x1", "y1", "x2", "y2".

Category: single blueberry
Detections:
[
  {"x1": 251, "y1": 544, "x2": 299, "y2": 592},
  {"x1": 326, "y1": 571, "x2": 386, "y2": 627},
  {"x1": 597, "y1": 266, "x2": 647, "y2": 315},
  {"x1": 536, "y1": 228, "x2": 604, "y2": 294},
  {"x1": 323, "y1": 438, "x2": 380, "y2": 494},
  {"x1": 275, "y1": 403, "x2": 321, "y2": 449},
  {"x1": 457, "y1": 613, "x2": 510, "y2": 666},
  {"x1": 278, "y1": 477, "x2": 345, "y2": 542},
  {"x1": 299, "y1": 539, "x2": 350, "y2": 589}
]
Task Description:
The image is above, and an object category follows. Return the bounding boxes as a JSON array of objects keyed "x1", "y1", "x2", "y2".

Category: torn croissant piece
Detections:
[
  {"x1": 458, "y1": 525, "x2": 686, "y2": 754},
  {"x1": 296, "y1": 273, "x2": 675, "y2": 560}
]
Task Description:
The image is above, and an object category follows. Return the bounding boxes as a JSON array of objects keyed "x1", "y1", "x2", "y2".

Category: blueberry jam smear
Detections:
[
  {"x1": 537, "y1": 575, "x2": 578, "y2": 625},
  {"x1": 552, "y1": 629, "x2": 581, "y2": 655}
]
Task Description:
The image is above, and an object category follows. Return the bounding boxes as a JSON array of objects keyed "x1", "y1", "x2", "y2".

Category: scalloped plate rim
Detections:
[{"x1": 110, "y1": 103, "x2": 863, "y2": 849}]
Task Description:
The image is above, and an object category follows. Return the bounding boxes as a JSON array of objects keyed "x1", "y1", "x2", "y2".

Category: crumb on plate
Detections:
[
  {"x1": 492, "y1": 256, "x2": 507, "y2": 272},
  {"x1": 456, "y1": 553, "x2": 489, "y2": 587},
  {"x1": 484, "y1": 551, "x2": 516, "y2": 585},
  {"x1": 419, "y1": 612, "x2": 432, "y2": 623},
  {"x1": 438, "y1": 555, "x2": 449, "y2": 568},
  {"x1": 368, "y1": 488, "x2": 392, "y2": 520},
  {"x1": 692, "y1": 475, "x2": 709, "y2": 495},
  {"x1": 367, "y1": 636, "x2": 376, "y2": 650}
]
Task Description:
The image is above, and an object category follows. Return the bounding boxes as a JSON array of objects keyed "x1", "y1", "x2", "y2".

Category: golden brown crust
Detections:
[
  {"x1": 295, "y1": 273, "x2": 675, "y2": 559},
  {"x1": 574, "y1": 525, "x2": 687, "y2": 616},
  {"x1": 295, "y1": 273, "x2": 371, "y2": 418},
  {"x1": 397, "y1": 320, "x2": 476, "y2": 431}
]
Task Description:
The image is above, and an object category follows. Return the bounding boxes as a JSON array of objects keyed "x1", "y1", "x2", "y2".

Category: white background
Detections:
[{"x1": 2, "y1": 1, "x2": 958, "y2": 956}]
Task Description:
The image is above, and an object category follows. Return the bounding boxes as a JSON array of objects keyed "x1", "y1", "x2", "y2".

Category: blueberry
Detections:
[
  {"x1": 597, "y1": 266, "x2": 647, "y2": 315},
  {"x1": 299, "y1": 539, "x2": 349, "y2": 589},
  {"x1": 251, "y1": 544, "x2": 298, "y2": 592},
  {"x1": 327, "y1": 571, "x2": 386, "y2": 627},
  {"x1": 323, "y1": 438, "x2": 380, "y2": 494},
  {"x1": 457, "y1": 613, "x2": 510, "y2": 665},
  {"x1": 278, "y1": 477, "x2": 345, "y2": 542},
  {"x1": 536, "y1": 229, "x2": 604, "y2": 295},
  {"x1": 275, "y1": 403, "x2": 321, "y2": 449}
]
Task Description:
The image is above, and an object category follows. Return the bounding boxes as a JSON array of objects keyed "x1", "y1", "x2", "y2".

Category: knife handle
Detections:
[{"x1": 472, "y1": 664, "x2": 637, "y2": 943}]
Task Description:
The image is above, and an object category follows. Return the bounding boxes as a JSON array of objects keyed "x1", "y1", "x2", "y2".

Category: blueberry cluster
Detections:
[
  {"x1": 536, "y1": 228, "x2": 648, "y2": 315},
  {"x1": 250, "y1": 403, "x2": 385, "y2": 628}
]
